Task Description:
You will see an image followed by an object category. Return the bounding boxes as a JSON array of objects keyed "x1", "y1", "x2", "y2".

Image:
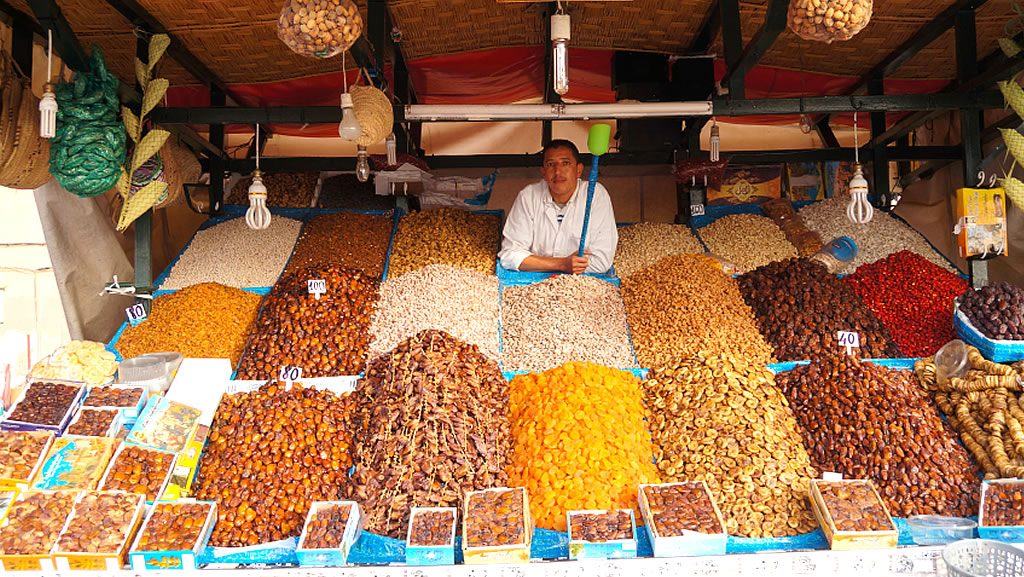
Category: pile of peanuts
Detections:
[
  {"x1": 776, "y1": 355, "x2": 979, "y2": 517},
  {"x1": 643, "y1": 352, "x2": 818, "y2": 537},
  {"x1": 502, "y1": 275, "x2": 636, "y2": 372},
  {"x1": 284, "y1": 212, "x2": 393, "y2": 278},
  {"x1": 614, "y1": 222, "x2": 705, "y2": 280},
  {"x1": 508, "y1": 362, "x2": 660, "y2": 532},
  {"x1": 698, "y1": 214, "x2": 799, "y2": 273},
  {"x1": 116, "y1": 283, "x2": 262, "y2": 365},
  {"x1": 622, "y1": 254, "x2": 775, "y2": 369},
  {"x1": 388, "y1": 208, "x2": 500, "y2": 278},
  {"x1": 236, "y1": 265, "x2": 378, "y2": 379},
  {"x1": 347, "y1": 330, "x2": 510, "y2": 539}
]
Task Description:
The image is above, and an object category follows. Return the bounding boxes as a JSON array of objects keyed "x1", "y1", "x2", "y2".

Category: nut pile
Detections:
[
  {"x1": 788, "y1": 0, "x2": 873, "y2": 43},
  {"x1": 0, "y1": 491, "x2": 76, "y2": 554},
  {"x1": 116, "y1": 283, "x2": 262, "y2": 365},
  {"x1": 84, "y1": 386, "x2": 144, "y2": 409},
  {"x1": 915, "y1": 348, "x2": 1024, "y2": 479},
  {"x1": 135, "y1": 502, "x2": 213, "y2": 551},
  {"x1": 983, "y1": 482, "x2": 1024, "y2": 526},
  {"x1": 698, "y1": 214, "x2": 799, "y2": 273},
  {"x1": 236, "y1": 265, "x2": 379, "y2": 379},
  {"x1": 816, "y1": 481, "x2": 893, "y2": 532},
  {"x1": 347, "y1": 330, "x2": 510, "y2": 538},
  {"x1": 285, "y1": 212, "x2": 392, "y2": 278},
  {"x1": 622, "y1": 254, "x2": 775, "y2": 368},
  {"x1": 67, "y1": 409, "x2": 118, "y2": 437},
  {"x1": 614, "y1": 223, "x2": 705, "y2": 280},
  {"x1": 388, "y1": 208, "x2": 500, "y2": 278},
  {"x1": 776, "y1": 355, "x2": 979, "y2": 517},
  {"x1": 409, "y1": 509, "x2": 455, "y2": 546},
  {"x1": 30, "y1": 340, "x2": 118, "y2": 386},
  {"x1": 370, "y1": 265, "x2": 499, "y2": 362},
  {"x1": 226, "y1": 172, "x2": 319, "y2": 207},
  {"x1": 738, "y1": 258, "x2": 899, "y2": 361},
  {"x1": 643, "y1": 353, "x2": 818, "y2": 537},
  {"x1": 277, "y1": 0, "x2": 362, "y2": 59},
  {"x1": 8, "y1": 381, "x2": 81, "y2": 426},
  {"x1": 465, "y1": 489, "x2": 526, "y2": 547},
  {"x1": 508, "y1": 362, "x2": 659, "y2": 532},
  {"x1": 844, "y1": 251, "x2": 968, "y2": 357},
  {"x1": 799, "y1": 200, "x2": 954, "y2": 273},
  {"x1": 502, "y1": 276, "x2": 636, "y2": 372},
  {"x1": 569, "y1": 510, "x2": 633, "y2": 542},
  {"x1": 0, "y1": 431, "x2": 51, "y2": 480},
  {"x1": 194, "y1": 382, "x2": 353, "y2": 546},
  {"x1": 762, "y1": 199, "x2": 824, "y2": 256},
  {"x1": 100, "y1": 446, "x2": 175, "y2": 502},
  {"x1": 302, "y1": 503, "x2": 352, "y2": 549},
  {"x1": 958, "y1": 283, "x2": 1024, "y2": 340},
  {"x1": 32, "y1": 437, "x2": 117, "y2": 491},
  {"x1": 160, "y1": 218, "x2": 302, "y2": 290},
  {"x1": 55, "y1": 491, "x2": 141, "y2": 554},
  {"x1": 643, "y1": 483, "x2": 723, "y2": 536}
]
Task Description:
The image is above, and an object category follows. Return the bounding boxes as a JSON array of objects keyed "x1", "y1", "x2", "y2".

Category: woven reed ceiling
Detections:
[{"x1": 6, "y1": 0, "x2": 1019, "y2": 86}]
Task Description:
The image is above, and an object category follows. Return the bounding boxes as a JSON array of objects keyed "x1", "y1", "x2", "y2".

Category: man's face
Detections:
[{"x1": 542, "y1": 146, "x2": 584, "y2": 199}]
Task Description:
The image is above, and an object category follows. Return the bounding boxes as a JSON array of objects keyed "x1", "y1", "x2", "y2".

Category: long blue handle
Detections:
[{"x1": 578, "y1": 159, "x2": 600, "y2": 257}]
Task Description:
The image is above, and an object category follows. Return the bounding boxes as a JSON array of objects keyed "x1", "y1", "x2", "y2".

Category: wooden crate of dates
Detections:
[
  {"x1": 52, "y1": 490, "x2": 146, "y2": 571},
  {"x1": 0, "y1": 431, "x2": 53, "y2": 490},
  {"x1": 979, "y1": 479, "x2": 1024, "y2": 542},
  {"x1": 30, "y1": 436, "x2": 118, "y2": 491},
  {"x1": 82, "y1": 386, "x2": 147, "y2": 424},
  {"x1": 0, "y1": 490, "x2": 79, "y2": 571},
  {"x1": 65, "y1": 408, "x2": 122, "y2": 438},
  {"x1": 638, "y1": 482, "x2": 728, "y2": 557},
  {"x1": 1, "y1": 381, "x2": 84, "y2": 434},
  {"x1": 462, "y1": 487, "x2": 533, "y2": 565},
  {"x1": 129, "y1": 500, "x2": 217, "y2": 571},
  {"x1": 295, "y1": 501, "x2": 363, "y2": 567},
  {"x1": 405, "y1": 507, "x2": 457, "y2": 566},
  {"x1": 809, "y1": 479, "x2": 898, "y2": 550},
  {"x1": 98, "y1": 443, "x2": 176, "y2": 504},
  {"x1": 567, "y1": 509, "x2": 638, "y2": 560}
]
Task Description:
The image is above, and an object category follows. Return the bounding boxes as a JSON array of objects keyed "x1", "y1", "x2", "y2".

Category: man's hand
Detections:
[
  {"x1": 563, "y1": 251, "x2": 590, "y2": 274},
  {"x1": 517, "y1": 251, "x2": 591, "y2": 274}
]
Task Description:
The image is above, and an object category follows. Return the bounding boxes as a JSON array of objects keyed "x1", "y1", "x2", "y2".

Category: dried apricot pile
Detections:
[{"x1": 507, "y1": 362, "x2": 660, "y2": 531}]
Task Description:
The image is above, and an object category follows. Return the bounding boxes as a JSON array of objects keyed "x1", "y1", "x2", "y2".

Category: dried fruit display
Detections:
[
  {"x1": 958, "y1": 283, "x2": 1024, "y2": 340},
  {"x1": 643, "y1": 483, "x2": 723, "y2": 536},
  {"x1": 66, "y1": 408, "x2": 118, "y2": 437},
  {"x1": 464, "y1": 488, "x2": 527, "y2": 548},
  {"x1": 643, "y1": 353, "x2": 818, "y2": 537},
  {"x1": 388, "y1": 208, "x2": 499, "y2": 277},
  {"x1": 236, "y1": 265, "x2": 379, "y2": 379},
  {"x1": 408, "y1": 509, "x2": 456, "y2": 546},
  {"x1": 815, "y1": 481, "x2": 893, "y2": 532},
  {"x1": 284, "y1": 211, "x2": 393, "y2": 278},
  {"x1": 507, "y1": 362, "x2": 659, "y2": 532},
  {"x1": 614, "y1": 223, "x2": 705, "y2": 280},
  {"x1": 84, "y1": 386, "x2": 144, "y2": 409},
  {"x1": 7, "y1": 381, "x2": 81, "y2": 427},
  {"x1": 0, "y1": 491, "x2": 77, "y2": 555},
  {"x1": 302, "y1": 503, "x2": 353, "y2": 549},
  {"x1": 277, "y1": 0, "x2": 362, "y2": 59},
  {"x1": 347, "y1": 330, "x2": 510, "y2": 538},
  {"x1": 30, "y1": 340, "x2": 118, "y2": 386},
  {"x1": 134, "y1": 501, "x2": 214, "y2": 552},
  {"x1": 194, "y1": 382, "x2": 353, "y2": 546},
  {"x1": 99, "y1": 445, "x2": 175, "y2": 502},
  {"x1": 569, "y1": 510, "x2": 633, "y2": 542},
  {"x1": 777, "y1": 355, "x2": 979, "y2": 517},
  {"x1": 55, "y1": 491, "x2": 143, "y2": 554},
  {"x1": 698, "y1": 213, "x2": 798, "y2": 273},
  {"x1": 982, "y1": 482, "x2": 1024, "y2": 527},
  {"x1": 0, "y1": 431, "x2": 52, "y2": 481}
]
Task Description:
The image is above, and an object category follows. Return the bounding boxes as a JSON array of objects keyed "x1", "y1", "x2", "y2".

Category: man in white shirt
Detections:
[{"x1": 498, "y1": 140, "x2": 617, "y2": 274}]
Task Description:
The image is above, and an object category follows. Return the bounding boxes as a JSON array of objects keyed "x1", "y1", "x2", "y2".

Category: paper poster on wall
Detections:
[
  {"x1": 825, "y1": 161, "x2": 872, "y2": 198},
  {"x1": 707, "y1": 165, "x2": 783, "y2": 206},
  {"x1": 786, "y1": 162, "x2": 824, "y2": 201}
]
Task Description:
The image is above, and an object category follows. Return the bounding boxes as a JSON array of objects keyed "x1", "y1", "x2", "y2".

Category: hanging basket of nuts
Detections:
[
  {"x1": 277, "y1": 0, "x2": 363, "y2": 59},
  {"x1": 787, "y1": 0, "x2": 872, "y2": 43}
]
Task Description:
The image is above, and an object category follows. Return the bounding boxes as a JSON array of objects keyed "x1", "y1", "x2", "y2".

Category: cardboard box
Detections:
[
  {"x1": 97, "y1": 443, "x2": 176, "y2": 505},
  {"x1": 295, "y1": 501, "x2": 363, "y2": 567},
  {"x1": 405, "y1": 507, "x2": 457, "y2": 566},
  {"x1": 978, "y1": 478, "x2": 1024, "y2": 542},
  {"x1": 0, "y1": 431, "x2": 53, "y2": 491},
  {"x1": 82, "y1": 386, "x2": 147, "y2": 425},
  {"x1": 0, "y1": 490, "x2": 80, "y2": 572},
  {"x1": 1, "y1": 381, "x2": 84, "y2": 434},
  {"x1": 129, "y1": 500, "x2": 217, "y2": 571},
  {"x1": 53, "y1": 491, "x2": 146, "y2": 571},
  {"x1": 462, "y1": 487, "x2": 532, "y2": 565},
  {"x1": 65, "y1": 407, "x2": 123, "y2": 438},
  {"x1": 163, "y1": 423, "x2": 208, "y2": 500},
  {"x1": 30, "y1": 437, "x2": 118, "y2": 491},
  {"x1": 809, "y1": 479, "x2": 897, "y2": 550},
  {"x1": 956, "y1": 187, "x2": 1009, "y2": 258},
  {"x1": 567, "y1": 509, "x2": 638, "y2": 560},
  {"x1": 638, "y1": 482, "x2": 728, "y2": 558}
]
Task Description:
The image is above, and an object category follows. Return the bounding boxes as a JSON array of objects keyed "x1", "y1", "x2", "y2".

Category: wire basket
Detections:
[{"x1": 943, "y1": 540, "x2": 1024, "y2": 577}]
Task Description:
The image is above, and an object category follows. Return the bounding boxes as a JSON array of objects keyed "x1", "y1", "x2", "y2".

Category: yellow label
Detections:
[
  {"x1": 2, "y1": 557, "x2": 43, "y2": 571},
  {"x1": 145, "y1": 555, "x2": 183, "y2": 570},
  {"x1": 67, "y1": 556, "x2": 110, "y2": 570}
]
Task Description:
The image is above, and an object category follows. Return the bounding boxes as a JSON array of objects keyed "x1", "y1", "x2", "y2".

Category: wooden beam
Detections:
[
  {"x1": 24, "y1": 0, "x2": 88, "y2": 71},
  {"x1": 721, "y1": 0, "x2": 788, "y2": 99}
]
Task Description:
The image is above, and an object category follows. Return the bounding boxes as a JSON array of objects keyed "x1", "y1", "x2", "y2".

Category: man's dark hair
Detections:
[{"x1": 543, "y1": 139, "x2": 582, "y2": 165}]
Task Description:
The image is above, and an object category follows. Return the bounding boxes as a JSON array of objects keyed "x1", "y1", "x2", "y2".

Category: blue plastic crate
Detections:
[{"x1": 954, "y1": 307, "x2": 1024, "y2": 363}]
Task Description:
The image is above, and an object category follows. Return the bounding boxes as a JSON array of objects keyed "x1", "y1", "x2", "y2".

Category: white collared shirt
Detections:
[{"x1": 498, "y1": 179, "x2": 617, "y2": 273}]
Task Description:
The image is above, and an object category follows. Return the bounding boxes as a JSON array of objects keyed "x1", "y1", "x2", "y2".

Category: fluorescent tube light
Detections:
[{"x1": 404, "y1": 101, "x2": 713, "y2": 121}]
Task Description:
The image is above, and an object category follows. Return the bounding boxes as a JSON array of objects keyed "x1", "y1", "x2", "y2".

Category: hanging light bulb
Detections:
[
  {"x1": 356, "y1": 146, "x2": 370, "y2": 183},
  {"x1": 39, "y1": 30, "x2": 57, "y2": 139},
  {"x1": 709, "y1": 118, "x2": 720, "y2": 162},
  {"x1": 846, "y1": 112, "x2": 874, "y2": 224},
  {"x1": 551, "y1": 6, "x2": 570, "y2": 96},
  {"x1": 386, "y1": 132, "x2": 397, "y2": 166},
  {"x1": 339, "y1": 92, "x2": 361, "y2": 141},
  {"x1": 245, "y1": 124, "x2": 272, "y2": 230},
  {"x1": 799, "y1": 114, "x2": 813, "y2": 134}
]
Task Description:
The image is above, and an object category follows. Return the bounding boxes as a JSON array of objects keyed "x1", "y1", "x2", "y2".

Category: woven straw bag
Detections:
[{"x1": 0, "y1": 50, "x2": 51, "y2": 190}]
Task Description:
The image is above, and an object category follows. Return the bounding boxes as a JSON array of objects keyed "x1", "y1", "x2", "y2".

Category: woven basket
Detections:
[
  {"x1": 351, "y1": 85, "x2": 393, "y2": 147},
  {"x1": 0, "y1": 52, "x2": 51, "y2": 190}
]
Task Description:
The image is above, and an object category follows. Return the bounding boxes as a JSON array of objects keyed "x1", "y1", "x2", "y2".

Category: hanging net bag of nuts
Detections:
[
  {"x1": 787, "y1": 0, "x2": 872, "y2": 43},
  {"x1": 277, "y1": 0, "x2": 363, "y2": 59}
]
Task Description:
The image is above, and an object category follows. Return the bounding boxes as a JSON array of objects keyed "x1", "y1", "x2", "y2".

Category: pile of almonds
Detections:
[
  {"x1": 643, "y1": 352, "x2": 818, "y2": 537},
  {"x1": 388, "y1": 208, "x2": 500, "y2": 278},
  {"x1": 346, "y1": 330, "x2": 511, "y2": 539}
]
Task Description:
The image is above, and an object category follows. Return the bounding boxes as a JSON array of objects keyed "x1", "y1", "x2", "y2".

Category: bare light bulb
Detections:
[
  {"x1": 339, "y1": 92, "x2": 361, "y2": 141},
  {"x1": 39, "y1": 84, "x2": 57, "y2": 139},
  {"x1": 551, "y1": 13, "x2": 570, "y2": 96},
  {"x1": 245, "y1": 170, "x2": 272, "y2": 230},
  {"x1": 386, "y1": 133, "x2": 397, "y2": 166},
  {"x1": 799, "y1": 114, "x2": 812, "y2": 134},
  {"x1": 356, "y1": 147, "x2": 370, "y2": 182}
]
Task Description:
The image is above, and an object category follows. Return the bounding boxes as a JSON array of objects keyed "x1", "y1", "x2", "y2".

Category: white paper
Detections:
[{"x1": 165, "y1": 358, "x2": 232, "y2": 426}]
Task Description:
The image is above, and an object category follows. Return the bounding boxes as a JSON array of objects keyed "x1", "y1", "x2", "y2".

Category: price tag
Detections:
[
  {"x1": 837, "y1": 330, "x2": 860, "y2": 356},
  {"x1": 125, "y1": 303, "x2": 148, "y2": 327},
  {"x1": 690, "y1": 204, "x2": 706, "y2": 216},
  {"x1": 307, "y1": 279, "x2": 326, "y2": 300},
  {"x1": 278, "y1": 366, "x2": 302, "y2": 384}
]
